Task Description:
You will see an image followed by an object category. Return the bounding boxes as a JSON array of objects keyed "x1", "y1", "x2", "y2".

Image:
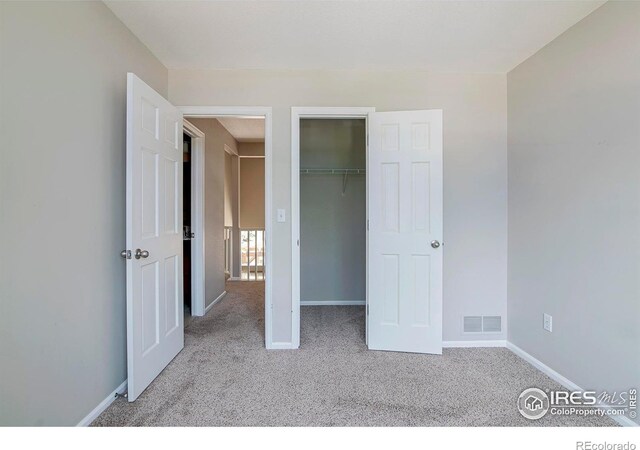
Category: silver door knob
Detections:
[
  {"x1": 135, "y1": 249, "x2": 149, "y2": 259},
  {"x1": 431, "y1": 240, "x2": 441, "y2": 249}
]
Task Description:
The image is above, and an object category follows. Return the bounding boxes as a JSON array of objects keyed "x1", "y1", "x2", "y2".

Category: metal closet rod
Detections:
[{"x1": 299, "y1": 168, "x2": 366, "y2": 174}]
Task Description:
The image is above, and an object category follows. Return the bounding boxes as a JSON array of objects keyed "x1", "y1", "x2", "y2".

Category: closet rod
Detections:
[{"x1": 299, "y1": 168, "x2": 365, "y2": 175}]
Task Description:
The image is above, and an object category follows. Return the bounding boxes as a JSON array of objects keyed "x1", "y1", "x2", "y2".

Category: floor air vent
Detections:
[{"x1": 463, "y1": 315, "x2": 502, "y2": 333}]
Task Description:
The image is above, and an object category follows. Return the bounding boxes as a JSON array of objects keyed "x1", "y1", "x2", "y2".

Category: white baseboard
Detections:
[
  {"x1": 267, "y1": 341, "x2": 298, "y2": 350},
  {"x1": 76, "y1": 379, "x2": 127, "y2": 427},
  {"x1": 506, "y1": 342, "x2": 638, "y2": 427},
  {"x1": 205, "y1": 290, "x2": 227, "y2": 314},
  {"x1": 300, "y1": 300, "x2": 365, "y2": 306},
  {"x1": 443, "y1": 340, "x2": 507, "y2": 348}
]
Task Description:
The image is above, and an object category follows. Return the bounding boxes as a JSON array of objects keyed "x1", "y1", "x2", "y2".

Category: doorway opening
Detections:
[
  {"x1": 291, "y1": 107, "x2": 444, "y2": 354},
  {"x1": 215, "y1": 118, "x2": 267, "y2": 283},
  {"x1": 291, "y1": 107, "x2": 374, "y2": 349},
  {"x1": 182, "y1": 120, "x2": 206, "y2": 318},
  {"x1": 181, "y1": 108, "x2": 274, "y2": 348},
  {"x1": 183, "y1": 133, "x2": 193, "y2": 317}
]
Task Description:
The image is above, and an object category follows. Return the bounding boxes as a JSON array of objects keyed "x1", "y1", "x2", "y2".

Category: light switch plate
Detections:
[
  {"x1": 277, "y1": 209, "x2": 286, "y2": 223},
  {"x1": 543, "y1": 313, "x2": 553, "y2": 332}
]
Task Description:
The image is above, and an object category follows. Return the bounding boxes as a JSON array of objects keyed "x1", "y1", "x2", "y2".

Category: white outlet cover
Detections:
[
  {"x1": 543, "y1": 313, "x2": 553, "y2": 332},
  {"x1": 277, "y1": 208, "x2": 286, "y2": 223}
]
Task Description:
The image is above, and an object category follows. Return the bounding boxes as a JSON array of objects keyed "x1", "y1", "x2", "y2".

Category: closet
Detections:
[{"x1": 299, "y1": 118, "x2": 367, "y2": 306}]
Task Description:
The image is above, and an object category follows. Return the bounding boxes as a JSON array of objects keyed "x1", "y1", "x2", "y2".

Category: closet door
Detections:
[{"x1": 368, "y1": 110, "x2": 443, "y2": 354}]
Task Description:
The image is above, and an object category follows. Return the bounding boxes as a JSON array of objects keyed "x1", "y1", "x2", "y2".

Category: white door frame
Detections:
[
  {"x1": 223, "y1": 143, "x2": 239, "y2": 280},
  {"x1": 183, "y1": 119, "x2": 206, "y2": 317},
  {"x1": 178, "y1": 106, "x2": 275, "y2": 349},
  {"x1": 291, "y1": 107, "x2": 375, "y2": 348}
]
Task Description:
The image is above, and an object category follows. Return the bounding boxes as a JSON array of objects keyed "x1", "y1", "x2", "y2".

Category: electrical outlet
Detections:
[{"x1": 543, "y1": 313, "x2": 553, "y2": 332}]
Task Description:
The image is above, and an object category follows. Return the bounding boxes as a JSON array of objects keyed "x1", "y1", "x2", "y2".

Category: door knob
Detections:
[
  {"x1": 135, "y1": 249, "x2": 149, "y2": 259},
  {"x1": 431, "y1": 240, "x2": 441, "y2": 249}
]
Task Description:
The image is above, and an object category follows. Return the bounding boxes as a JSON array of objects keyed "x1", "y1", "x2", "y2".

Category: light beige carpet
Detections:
[{"x1": 93, "y1": 281, "x2": 615, "y2": 427}]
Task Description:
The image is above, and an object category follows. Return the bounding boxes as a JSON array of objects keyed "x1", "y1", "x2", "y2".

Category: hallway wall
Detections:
[
  {"x1": 240, "y1": 158, "x2": 265, "y2": 229},
  {"x1": 187, "y1": 118, "x2": 238, "y2": 307}
]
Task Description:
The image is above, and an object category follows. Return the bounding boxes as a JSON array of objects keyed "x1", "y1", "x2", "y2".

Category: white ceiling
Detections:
[
  {"x1": 216, "y1": 117, "x2": 265, "y2": 142},
  {"x1": 106, "y1": 0, "x2": 604, "y2": 73}
]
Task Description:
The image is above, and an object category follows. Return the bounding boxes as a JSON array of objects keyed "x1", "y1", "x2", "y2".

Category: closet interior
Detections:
[{"x1": 299, "y1": 118, "x2": 367, "y2": 309}]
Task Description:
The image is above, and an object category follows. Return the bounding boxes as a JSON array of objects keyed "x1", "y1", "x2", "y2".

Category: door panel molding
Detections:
[{"x1": 368, "y1": 110, "x2": 443, "y2": 354}]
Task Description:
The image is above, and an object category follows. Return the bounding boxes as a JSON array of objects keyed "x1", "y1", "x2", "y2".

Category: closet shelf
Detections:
[{"x1": 300, "y1": 168, "x2": 366, "y2": 175}]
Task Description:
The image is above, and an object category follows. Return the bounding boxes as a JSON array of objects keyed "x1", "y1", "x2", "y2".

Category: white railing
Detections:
[{"x1": 241, "y1": 229, "x2": 265, "y2": 281}]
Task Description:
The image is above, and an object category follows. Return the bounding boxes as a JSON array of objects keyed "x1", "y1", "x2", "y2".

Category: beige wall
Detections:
[
  {"x1": 169, "y1": 70, "x2": 508, "y2": 344},
  {"x1": 240, "y1": 158, "x2": 266, "y2": 229},
  {"x1": 238, "y1": 142, "x2": 265, "y2": 157},
  {"x1": 0, "y1": 1, "x2": 168, "y2": 425},
  {"x1": 224, "y1": 152, "x2": 234, "y2": 227},
  {"x1": 508, "y1": 0, "x2": 640, "y2": 423},
  {"x1": 187, "y1": 119, "x2": 238, "y2": 307}
]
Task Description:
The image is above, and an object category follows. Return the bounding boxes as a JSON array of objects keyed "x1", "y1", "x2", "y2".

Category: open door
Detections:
[
  {"x1": 125, "y1": 73, "x2": 184, "y2": 401},
  {"x1": 367, "y1": 110, "x2": 443, "y2": 354}
]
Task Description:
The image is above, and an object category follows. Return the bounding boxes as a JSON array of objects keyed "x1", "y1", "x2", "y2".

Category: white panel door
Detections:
[
  {"x1": 126, "y1": 73, "x2": 184, "y2": 401},
  {"x1": 368, "y1": 110, "x2": 443, "y2": 354}
]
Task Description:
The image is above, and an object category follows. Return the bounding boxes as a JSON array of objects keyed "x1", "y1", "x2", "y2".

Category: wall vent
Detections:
[
  {"x1": 463, "y1": 315, "x2": 502, "y2": 333},
  {"x1": 463, "y1": 316, "x2": 483, "y2": 333},
  {"x1": 482, "y1": 316, "x2": 502, "y2": 333}
]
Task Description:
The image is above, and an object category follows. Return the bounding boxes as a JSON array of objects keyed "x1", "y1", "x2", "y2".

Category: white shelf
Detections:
[{"x1": 300, "y1": 168, "x2": 365, "y2": 175}]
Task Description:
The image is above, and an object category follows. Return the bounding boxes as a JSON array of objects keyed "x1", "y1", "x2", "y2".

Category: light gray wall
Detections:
[
  {"x1": 300, "y1": 119, "x2": 366, "y2": 303},
  {"x1": 507, "y1": 0, "x2": 640, "y2": 423},
  {"x1": 169, "y1": 70, "x2": 508, "y2": 343},
  {"x1": 0, "y1": 2, "x2": 168, "y2": 425},
  {"x1": 188, "y1": 118, "x2": 238, "y2": 307}
]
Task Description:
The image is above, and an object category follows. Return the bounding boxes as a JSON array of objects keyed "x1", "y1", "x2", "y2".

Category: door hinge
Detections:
[
  {"x1": 367, "y1": 219, "x2": 369, "y2": 231},
  {"x1": 366, "y1": 304, "x2": 369, "y2": 316},
  {"x1": 120, "y1": 250, "x2": 132, "y2": 259}
]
